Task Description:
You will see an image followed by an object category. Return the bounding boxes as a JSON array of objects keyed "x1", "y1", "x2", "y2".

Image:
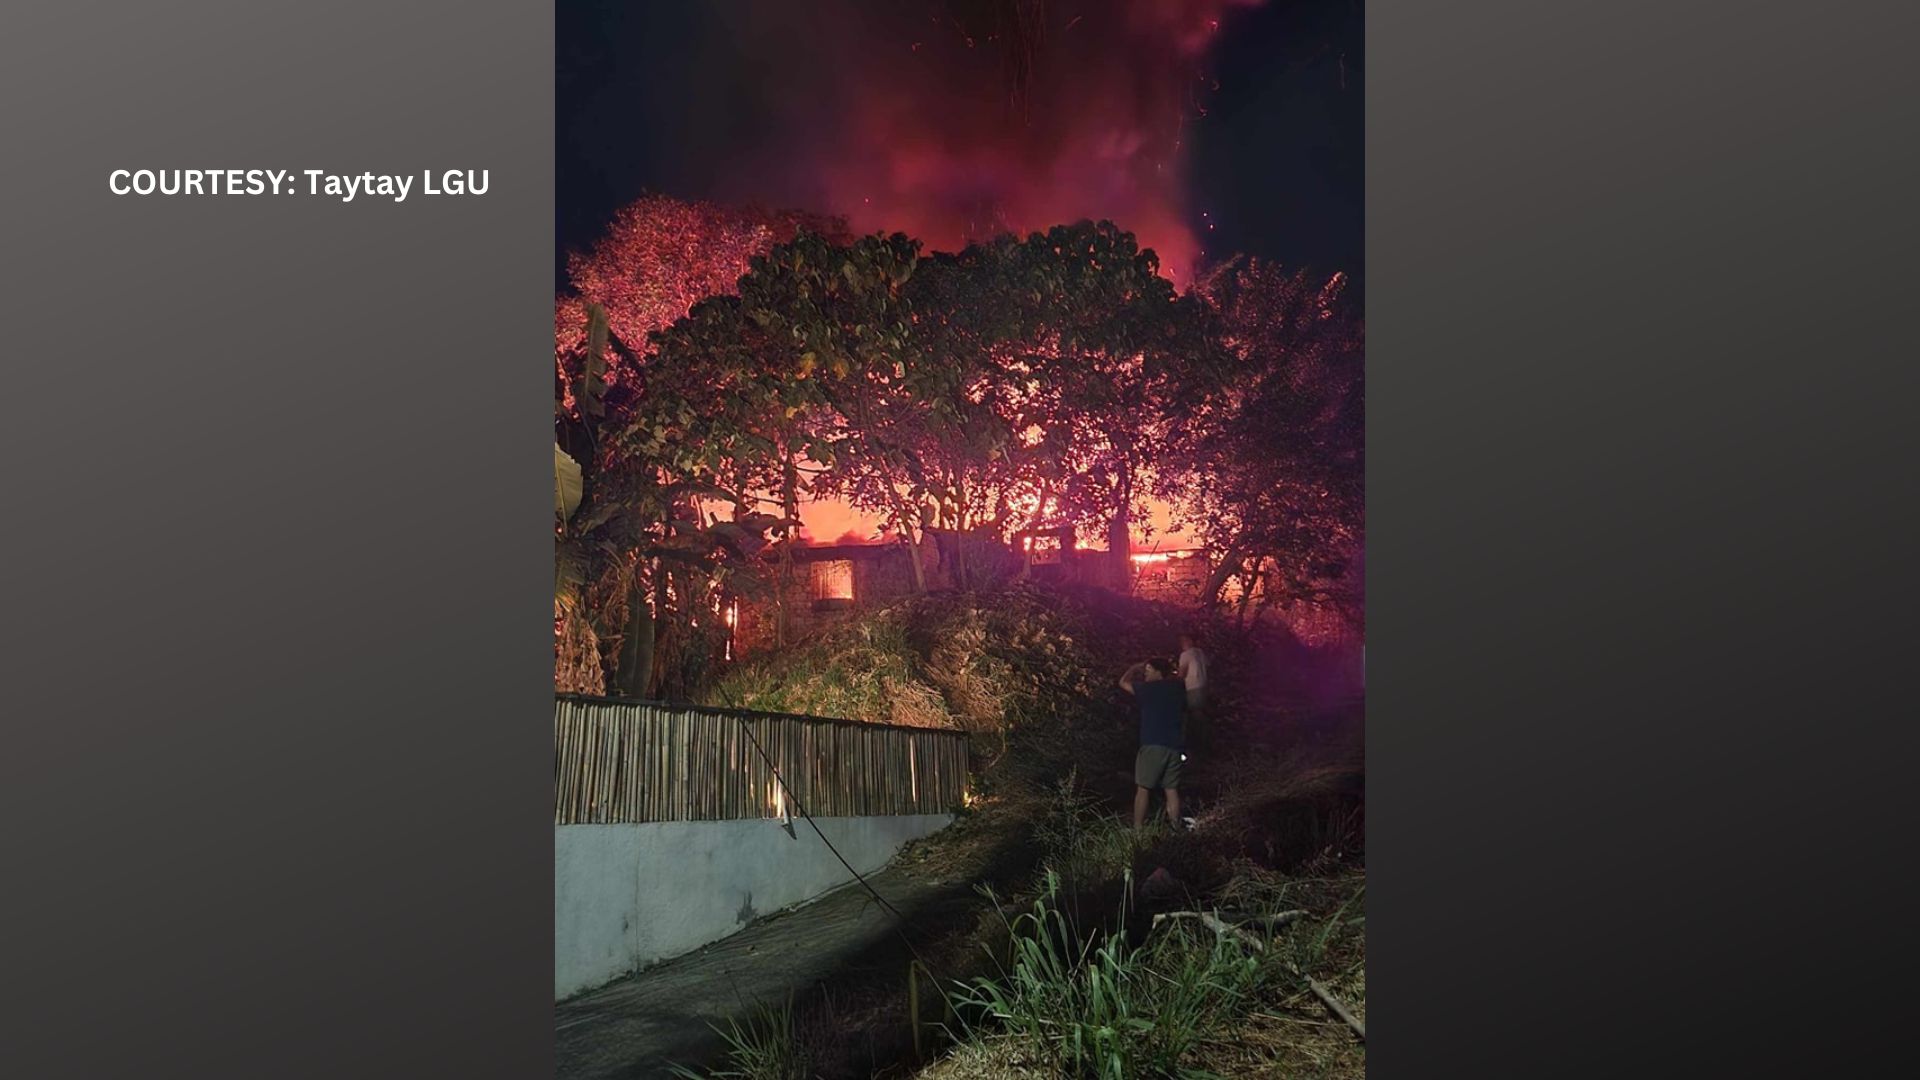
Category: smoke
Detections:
[
  {"x1": 596, "y1": 1, "x2": 1265, "y2": 546},
  {"x1": 688, "y1": 0, "x2": 1265, "y2": 283}
]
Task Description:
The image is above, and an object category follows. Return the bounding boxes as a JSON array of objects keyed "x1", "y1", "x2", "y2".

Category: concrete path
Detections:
[{"x1": 555, "y1": 857, "x2": 958, "y2": 1079}]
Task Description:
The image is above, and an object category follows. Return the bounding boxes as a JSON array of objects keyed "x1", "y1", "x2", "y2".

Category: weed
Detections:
[
  {"x1": 667, "y1": 993, "x2": 812, "y2": 1080},
  {"x1": 1033, "y1": 772, "x2": 1154, "y2": 892},
  {"x1": 1278, "y1": 884, "x2": 1365, "y2": 975},
  {"x1": 949, "y1": 871, "x2": 1260, "y2": 1079}
]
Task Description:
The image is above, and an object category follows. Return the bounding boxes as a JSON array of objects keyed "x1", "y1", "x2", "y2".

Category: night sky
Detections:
[{"x1": 557, "y1": 0, "x2": 1363, "y2": 297}]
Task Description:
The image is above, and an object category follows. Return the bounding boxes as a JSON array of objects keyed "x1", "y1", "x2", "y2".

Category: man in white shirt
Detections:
[{"x1": 1177, "y1": 632, "x2": 1209, "y2": 751}]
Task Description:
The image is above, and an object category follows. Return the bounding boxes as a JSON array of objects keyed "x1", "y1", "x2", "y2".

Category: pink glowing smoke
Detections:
[{"x1": 701, "y1": 0, "x2": 1266, "y2": 283}]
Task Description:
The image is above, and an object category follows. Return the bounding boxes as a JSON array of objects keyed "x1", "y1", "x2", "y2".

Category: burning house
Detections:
[
  {"x1": 1014, "y1": 524, "x2": 1213, "y2": 603},
  {"x1": 727, "y1": 525, "x2": 1214, "y2": 657},
  {"x1": 728, "y1": 540, "x2": 927, "y2": 653},
  {"x1": 1126, "y1": 549, "x2": 1214, "y2": 605}
]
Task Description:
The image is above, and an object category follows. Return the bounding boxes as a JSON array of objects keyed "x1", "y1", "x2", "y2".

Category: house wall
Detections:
[
  {"x1": 733, "y1": 544, "x2": 933, "y2": 653},
  {"x1": 555, "y1": 812, "x2": 952, "y2": 1000},
  {"x1": 1130, "y1": 553, "x2": 1212, "y2": 605},
  {"x1": 731, "y1": 541, "x2": 1230, "y2": 656}
]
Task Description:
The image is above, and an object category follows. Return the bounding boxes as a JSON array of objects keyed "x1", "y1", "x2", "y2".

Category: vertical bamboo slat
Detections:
[{"x1": 554, "y1": 696, "x2": 967, "y2": 825}]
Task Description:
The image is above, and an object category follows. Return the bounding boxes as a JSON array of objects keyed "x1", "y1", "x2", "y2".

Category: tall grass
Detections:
[
  {"x1": 1033, "y1": 772, "x2": 1157, "y2": 892},
  {"x1": 1280, "y1": 883, "x2": 1366, "y2": 979},
  {"x1": 666, "y1": 994, "x2": 811, "y2": 1080},
  {"x1": 951, "y1": 871, "x2": 1260, "y2": 1080}
]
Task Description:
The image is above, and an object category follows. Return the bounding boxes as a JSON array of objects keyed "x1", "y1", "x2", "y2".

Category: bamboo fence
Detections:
[{"x1": 553, "y1": 695, "x2": 970, "y2": 825}]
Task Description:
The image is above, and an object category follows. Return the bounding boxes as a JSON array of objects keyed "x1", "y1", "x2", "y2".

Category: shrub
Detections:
[{"x1": 703, "y1": 584, "x2": 1098, "y2": 743}]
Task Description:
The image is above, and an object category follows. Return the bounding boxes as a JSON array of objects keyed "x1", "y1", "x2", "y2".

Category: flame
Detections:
[{"x1": 814, "y1": 559, "x2": 855, "y2": 601}]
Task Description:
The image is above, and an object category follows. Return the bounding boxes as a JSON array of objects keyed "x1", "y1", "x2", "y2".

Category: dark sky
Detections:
[{"x1": 556, "y1": 0, "x2": 1362, "y2": 297}]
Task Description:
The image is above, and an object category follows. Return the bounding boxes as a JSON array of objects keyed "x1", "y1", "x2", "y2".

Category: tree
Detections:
[
  {"x1": 554, "y1": 197, "x2": 845, "y2": 695},
  {"x1": 1165, "y1": 259, "x2": 1364, "y2": 633},
  {"x1": 551, "y1": 199, "x2": 1353, "y2": 695},
  {"x1": 556, "y1": 196, "x2": 848, "y2": 419},
  {"x1": 979, "y1": 223, "x2": 1226, "y2": 582},
  {"x1": 730, "y1": 231, "x2": 936, "y2": 591}
]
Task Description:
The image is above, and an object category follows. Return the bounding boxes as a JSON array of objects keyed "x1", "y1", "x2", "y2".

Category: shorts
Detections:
[{"x1": 1135, "y1": 744, "x2": 1183, "y2": 789}]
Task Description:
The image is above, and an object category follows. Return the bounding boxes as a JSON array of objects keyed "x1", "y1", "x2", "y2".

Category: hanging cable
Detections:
[{"x1": 727, "y1": 711, "x2": 954, "y2": 987}]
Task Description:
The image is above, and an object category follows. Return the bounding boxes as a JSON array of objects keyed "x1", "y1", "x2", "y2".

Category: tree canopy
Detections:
[{"x1": 554, "y1": 196, "x2": 1363, "y2": 695}]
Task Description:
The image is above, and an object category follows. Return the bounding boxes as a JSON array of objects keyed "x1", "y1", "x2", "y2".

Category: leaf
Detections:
[
  {"x1": 576, "y1": 302, "x2": 611, "y2": 417},
  {"x1": 554, "y1": 443, "x2": 584, "y2": 521}
]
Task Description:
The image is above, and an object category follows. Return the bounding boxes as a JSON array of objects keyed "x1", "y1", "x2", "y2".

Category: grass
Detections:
[
  {"x1": 702, "y1": 584, "x2": 1098, "y2": 743},
  {"x1": 705, "y1": 616, "x2": 947, "y2": 729},
  {"x1": 667, "y1": 993, "x2": 812, "y2": 1080},
  {"x1": 923, "y1": 822, "x2": 1368, "y2": 1080},
  {"x1": 677, "y1": 581, "x2": 1366, "y2": 1079},
  {"x1": 1031, "y1": 772, "x2": 1158, "y2": 893},
  {"x1": 948, "y1": 871, "x2": 1262, "y2": 1080}
]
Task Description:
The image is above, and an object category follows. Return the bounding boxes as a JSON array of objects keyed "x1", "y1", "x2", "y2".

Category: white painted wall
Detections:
[{"x1": 555, "y1": 813, "x2": 951, "y2": 1000}]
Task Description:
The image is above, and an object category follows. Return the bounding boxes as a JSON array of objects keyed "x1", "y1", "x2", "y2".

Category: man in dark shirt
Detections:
[{"x1": 1120, "y1": 657, "x2": 1186, "y2": 829}]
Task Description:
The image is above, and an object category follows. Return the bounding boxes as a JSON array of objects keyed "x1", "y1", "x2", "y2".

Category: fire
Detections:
[
  {"x1": 570, "y1": 2, "x2": 1263, "y2": 545},
  {"x1": 813, "y1": 560, "x2": 855, "y2": 601}
]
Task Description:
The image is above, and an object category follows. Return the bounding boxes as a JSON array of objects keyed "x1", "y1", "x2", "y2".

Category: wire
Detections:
[{"x1": 727, "y1": 711, "x2": 953, "y2": 987}]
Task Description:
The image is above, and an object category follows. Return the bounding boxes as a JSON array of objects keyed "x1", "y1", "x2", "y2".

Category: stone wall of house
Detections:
[
  {"x1": 732, "y1": 543, "x2": 933, "y2": 654},
  {"x1": 1129, "y1": 552, "x2": 1212, "y2": 605}
]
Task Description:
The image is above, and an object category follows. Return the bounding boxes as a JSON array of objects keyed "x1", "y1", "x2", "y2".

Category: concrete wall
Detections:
[{"x1": 555, "y1": 813, "x2": 952, "y2": 1000}]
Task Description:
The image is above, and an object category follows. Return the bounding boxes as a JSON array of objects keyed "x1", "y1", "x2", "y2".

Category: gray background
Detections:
[
  {"x1": 1368, "y1": 1, "x2": 1918, "y2": 1074},
  {"x1": 2, "y1": 1, "x2": 1916, "y2": 1076},
  {"x1": 0, "y1": 2, "x2": 553, "y2": 1076}
]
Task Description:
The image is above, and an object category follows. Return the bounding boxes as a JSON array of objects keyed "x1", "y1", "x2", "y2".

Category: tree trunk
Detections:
[
  {"x1": 614, "y1": 560, "x2": 655, "y2": 697},
  {"x1": 1236, "y1": 556, "x2": 1266, "y2": 628},
  {"x1": 1108, "y1": 501, "x2": 1132, "y2": 593},
  {"x1": 1108, "y1": 463, "x2": 1136, "y2": 591},
  {"x1": 647, "y1": 561, "x2": 672, "y2": 698},
  {"x1": 777, "y1": 448, "x2": 799, "y2": 647},
  {"x1": 852, "y1": 394, "x2": 927, "y2": 593},
  {"x1": 887, "y1": 485, "x2": 930, "y2": 593},
  {"x1": 1200, "y1": 544, "x2": 1248, "y2": 609}
]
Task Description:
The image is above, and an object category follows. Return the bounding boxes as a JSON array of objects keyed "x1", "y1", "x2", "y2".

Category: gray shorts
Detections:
[{"x1": 1135, "y1": 745, "x2": 1183, "y2": 790}]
